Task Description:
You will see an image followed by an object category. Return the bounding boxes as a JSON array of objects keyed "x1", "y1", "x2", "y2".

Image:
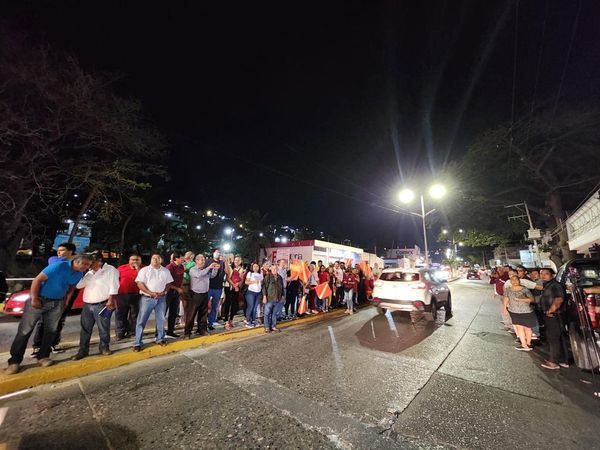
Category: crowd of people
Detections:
[
  {"x1": 5, "y1": 243, "x2": 378, "y2": 374},
  {"x1": 489, "y1": 265, "x2": 570, "y2": 370}
]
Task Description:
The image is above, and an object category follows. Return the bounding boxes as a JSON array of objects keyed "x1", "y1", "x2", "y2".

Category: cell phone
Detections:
[{"x1": 99, "y1": 306, "x2": 114, "y2": 319}]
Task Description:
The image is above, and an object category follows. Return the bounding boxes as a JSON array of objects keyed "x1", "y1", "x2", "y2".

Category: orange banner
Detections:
[
  {"x1": 359, "y1": 260, "x2": 372, "y2": 277},
  {"x1": 315, "y1": 282, "x2": 332, "y2": 300},
  {"x1": 297, "y1": 295, "x2": 307, "y2": 315},
  {"x1": 290, "y1": 259, "x2": 310, "y2": 284}
]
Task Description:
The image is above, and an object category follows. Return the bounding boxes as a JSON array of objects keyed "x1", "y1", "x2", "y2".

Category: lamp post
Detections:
[{"x1": 399, "y1": 184, "x2": 447, "y2": 268}]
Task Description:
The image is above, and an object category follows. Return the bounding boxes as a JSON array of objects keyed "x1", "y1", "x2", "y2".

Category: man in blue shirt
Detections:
[
  {"x1": 6, "y1": 255, "x2": 92, "y2": 374},
  {"x1": 32, "y1": 242, "x2": 77, "y2": 354}
]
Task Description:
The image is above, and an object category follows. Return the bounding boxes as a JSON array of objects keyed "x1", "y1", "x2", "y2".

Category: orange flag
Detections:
[
  {"x1": 297, "y1": 295, "x2": 308, "y2": 315},
  {"x1": 359, "y1": 260, "x2": 372, "y2": 277},
  {"x1": 290, "y1": 259, "x2": 310, "y2": 284},
  {"x1": 315, "y1": 282, "x2": 332, "y2": 300}
]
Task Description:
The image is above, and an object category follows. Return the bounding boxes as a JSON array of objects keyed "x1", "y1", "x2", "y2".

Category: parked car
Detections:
[
  {"x1": 555, "y1": 258, "x2": 600, "y2": 371},
  {"x1": 466, "y1": 269, "x2": 481, "y2": 280},
  {"x1": 3, "y1": 289, "x2": 84, "y2": 317},
  {"x1": 371, "y1": 268, "x2": 451, "y2": 320}
]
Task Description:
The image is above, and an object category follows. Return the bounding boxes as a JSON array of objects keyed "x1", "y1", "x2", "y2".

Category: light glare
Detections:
[
  {"x1": 398, "y1": 189, "x2": 415, "y2": 204},
  {"x1": 429, "y1": 184, "x2": 447, "y2": 199}
]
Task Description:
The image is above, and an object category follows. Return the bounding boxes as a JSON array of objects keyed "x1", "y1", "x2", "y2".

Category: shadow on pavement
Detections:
[
  {"x1": 17, "y1": 422, "x2": 138, "y2": 450},
  {"x1": 355, "y1": 309, "x2": 451, "y2": 354}
]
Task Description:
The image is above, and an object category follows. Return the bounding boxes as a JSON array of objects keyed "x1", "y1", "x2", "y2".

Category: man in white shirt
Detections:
[
  {"x1": 72, "y1": 252, "x2": 120, "y2": 360},
  {"x1": 133, "y1": 252, "x2": 173, "y2": 351}
]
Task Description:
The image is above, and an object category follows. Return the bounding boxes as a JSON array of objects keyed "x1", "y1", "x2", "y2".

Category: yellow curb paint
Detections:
[{"x1": 0, "y1": 309, "x2": 347, "y2": 396}]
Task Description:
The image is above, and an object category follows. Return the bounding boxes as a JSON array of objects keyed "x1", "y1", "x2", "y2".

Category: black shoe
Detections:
[
  {"x1": 165, "y1": 332, "x2": 180, "y2": 338},
  {"x1": 199, "y1": 330, "x2": 210, "y2": 337},
  {"x1": 31, "y1": 347, "x2": 39, "y2": 357},
  {"x1": 71, "y1": 353, "x2": 87, "y2": 361},
  {"x1": 133, "y1": 346, "x2": 141, "y2": 352},
  {"x1": 51, "y1": 345, "x2": 65, "y2": 354},
  {"x1": 208, "y1": 325, "x2": 215, "y2": 331}
]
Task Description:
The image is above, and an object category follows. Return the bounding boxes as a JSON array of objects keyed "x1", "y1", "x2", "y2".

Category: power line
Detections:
[
  {"x1": 549, "y1": 0, "x2": 583, "y2": 130},
  {"x1": 524, "y1": 0, "x2": 549, "y2": 146},
  {"x1": 508, "y1": 0, "x2": 520, "y2": 158}
]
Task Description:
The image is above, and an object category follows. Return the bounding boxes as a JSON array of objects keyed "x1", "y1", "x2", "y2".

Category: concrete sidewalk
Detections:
[{"x1": 0, "y1": 308, "x2": 349, "y2": 396}]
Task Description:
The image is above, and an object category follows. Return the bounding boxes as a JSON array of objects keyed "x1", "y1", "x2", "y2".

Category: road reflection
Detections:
[{"x1": 355, "y1": 308, "x2": 450, "y2": 354}]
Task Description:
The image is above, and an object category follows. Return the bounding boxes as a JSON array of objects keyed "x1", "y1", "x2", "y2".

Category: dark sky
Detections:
[{"x1": 5, "y1": 0, "x2": 600, "y2": 251}]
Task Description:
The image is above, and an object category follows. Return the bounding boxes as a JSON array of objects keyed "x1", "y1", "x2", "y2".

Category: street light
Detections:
[
  {"x1": 224, "y1": 228, "x2": 233, "y2": 236},
  {"x1": 222, "y1": 243, "x2": 232, "y2": 252},
  {"x1": 398, "y1": 184, "x2": 447, "y2": 268}
]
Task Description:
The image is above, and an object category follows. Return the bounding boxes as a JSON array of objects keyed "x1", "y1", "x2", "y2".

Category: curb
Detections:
[{"x1": 0, "y1": 308, "x2": 348, "y2": 396}]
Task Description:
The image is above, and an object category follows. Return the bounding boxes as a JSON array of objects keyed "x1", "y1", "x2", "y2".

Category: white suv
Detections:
[{"x1": 371, "y1": 268, "x2": 451, "y2": 320}]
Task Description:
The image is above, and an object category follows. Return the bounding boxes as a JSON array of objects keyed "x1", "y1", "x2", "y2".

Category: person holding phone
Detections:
[
  {"x1": 71, "y1": 252, "x2": 120, "y2": 360},
  {"x1": 206, "y1": 249, "x2": 226, "y2": 330},
  {"x1": 186, "y1": 255, "x2": 219, "y2": 337}
]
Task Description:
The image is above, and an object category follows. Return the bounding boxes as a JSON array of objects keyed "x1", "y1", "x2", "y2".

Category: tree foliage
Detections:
[
  {"x1": 441, "y1": 103, "x2": 600, "y2": 262},
  {"x1": 0, "y1": 28, "x2": 166, "y2": 271}
]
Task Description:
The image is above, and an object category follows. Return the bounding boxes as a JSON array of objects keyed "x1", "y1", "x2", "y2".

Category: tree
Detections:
[
  {"x1": 441, "y1": 104, "x2": 600, "y2": 263},
  {"x1": 0, "y1": 28, "x2": 166, "y2": 271},
  {"x1": 236, "y1": 210, "x2": 270, "y2": 262}
]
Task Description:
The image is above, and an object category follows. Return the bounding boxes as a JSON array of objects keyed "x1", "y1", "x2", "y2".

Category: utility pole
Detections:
[{"x1": 504, "y1": 201, "x2": 542, "y2": 267}]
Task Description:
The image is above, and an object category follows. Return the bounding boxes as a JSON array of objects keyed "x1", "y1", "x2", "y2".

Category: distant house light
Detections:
[
  {"x1": 165, "y1": 212, "x2": 173, "y2": 218},
  {"x1": 275, "y1": 237, "x2": 281, "y2": 243}
]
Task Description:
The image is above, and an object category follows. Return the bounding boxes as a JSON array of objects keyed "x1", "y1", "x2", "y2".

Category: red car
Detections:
[
  {"x1": 466, "y1": 270, "x2": 481, "y2": 280},
  {"x1": 3, "y1": 289, "x2": 84, "y2": 317}
]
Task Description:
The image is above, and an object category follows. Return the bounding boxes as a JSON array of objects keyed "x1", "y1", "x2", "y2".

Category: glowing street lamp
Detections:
[
  {"x1": 224, "y1": 228, "x2": 233, "y2": 236},
  {"x1": 206, "y1": 210, "x2": 213, "y2": 217},
  {"x1": 222, "y1": 243, "x2": 232, "y2": 252},
  {"x1": 398, "y1": 184, "x2": 447, "y2": 268}
]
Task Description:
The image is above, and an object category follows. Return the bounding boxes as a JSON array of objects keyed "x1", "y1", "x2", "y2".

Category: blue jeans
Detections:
[
  {"x1": 79, "y1": 302, "x2": 111, "y2": 355},
  {"x1": 275, "y1": 301, "x2": 285, "y2": 319},
  {"x1": 207, "y1": 288, "x2": 223, "y2": 326},
  {"x1": 344, "y1": 289, "x2": 354, "y2": 310},
  {"x1": 245, "y1": 291, "x2": 260, "y2": 324},
  {"x1": 264, "y1": 301, "x2": 278, "y2": 330},
  {"x1": 9, "y1": 299, "x2": 64, "y2": 364},
  {"x1": 135, "y1": 296, "x2": 166, "y2": 347}
]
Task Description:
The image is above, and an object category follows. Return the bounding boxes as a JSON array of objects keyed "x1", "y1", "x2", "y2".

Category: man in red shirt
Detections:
[
  {"x1": 115, "y1": 254, "x2": 143, "y2": 340},
  {"x1": 165, "y1": 252, "x2": 186, "y2": 338}
]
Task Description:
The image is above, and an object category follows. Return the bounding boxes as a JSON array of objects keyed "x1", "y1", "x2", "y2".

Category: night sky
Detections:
[{"x1": 5, "y1": 0, "x2": 600, "y2": 252}]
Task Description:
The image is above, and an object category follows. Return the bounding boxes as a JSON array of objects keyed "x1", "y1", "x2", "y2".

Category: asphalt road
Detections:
[
  {"x1": 0, "y1": 312, "x2": 88, "y2": 353},
  {"x1": 1, "y1": 279, "x2": 599, "y2": 449}
]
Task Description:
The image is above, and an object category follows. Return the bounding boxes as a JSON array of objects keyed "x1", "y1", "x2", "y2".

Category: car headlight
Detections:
[{"x1": 11, "y1": 293, "x2": 30, "y2": 302}]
